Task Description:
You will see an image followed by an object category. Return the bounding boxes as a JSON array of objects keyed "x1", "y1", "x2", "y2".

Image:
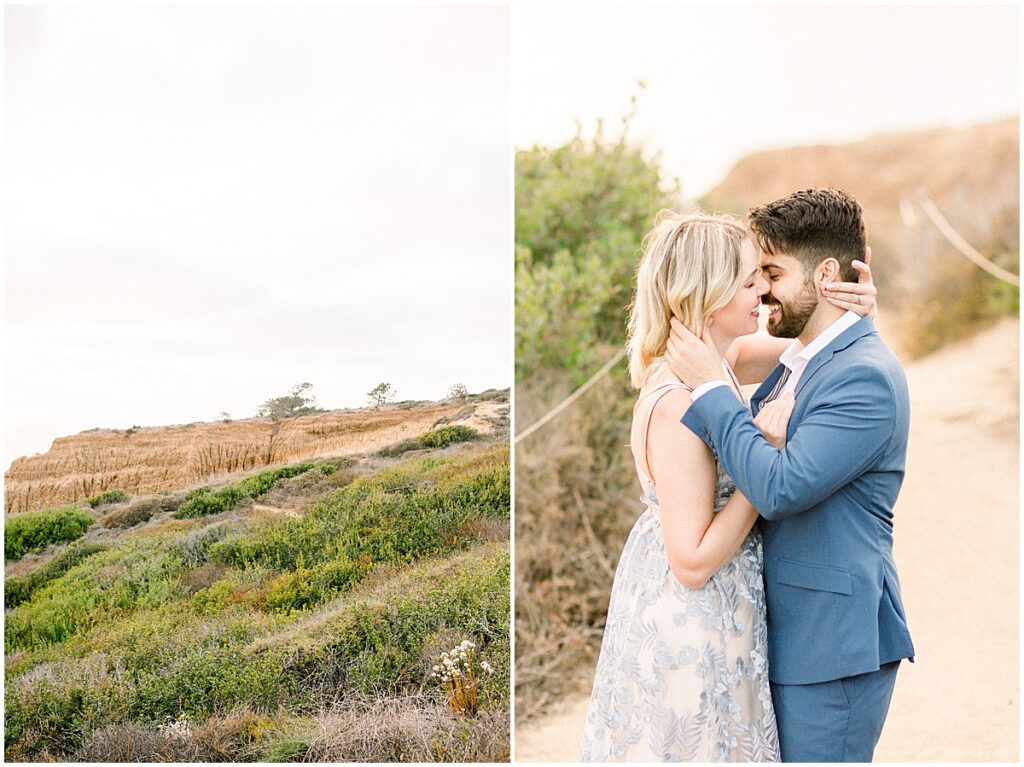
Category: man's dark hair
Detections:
[{"x1": 747, "y1": 188, "x2": 865, "y2": 282}]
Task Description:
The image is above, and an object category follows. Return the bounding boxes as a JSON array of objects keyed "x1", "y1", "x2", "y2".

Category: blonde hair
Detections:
[{"x1": 626, "y1": 211, "x2": 747, "y2": 389}]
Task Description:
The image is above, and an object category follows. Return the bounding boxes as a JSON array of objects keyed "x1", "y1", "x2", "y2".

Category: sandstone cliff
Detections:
[
  {"x1": 701, "y1": 116, "x2": 1019, "y2": 297},
  {"x1": 5, "y1": 397, "x2": 507, "y2": 514}
]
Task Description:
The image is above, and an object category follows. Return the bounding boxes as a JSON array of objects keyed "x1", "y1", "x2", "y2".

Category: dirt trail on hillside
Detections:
[{"x1": 515, "y1": 318, "x2": 1019, "y2": 762}]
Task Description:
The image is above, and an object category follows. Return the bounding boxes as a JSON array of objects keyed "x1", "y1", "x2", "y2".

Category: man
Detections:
[{"x1": 665, "y1": 188, "x2": 915, "y2": 762}]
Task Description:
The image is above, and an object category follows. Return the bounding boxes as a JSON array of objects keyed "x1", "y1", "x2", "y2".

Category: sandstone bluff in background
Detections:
[
  {"x1": 5, "y1": 394, "x2": 509, "y2": 514},
  {"x1": 701, "y1": 116, "x2": 1019, "y2": 298}
]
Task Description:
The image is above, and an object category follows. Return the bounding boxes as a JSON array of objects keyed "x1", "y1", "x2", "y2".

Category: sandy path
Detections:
[{"x1": 515, "y1": 318, "x2": 1019, "y2": 762}]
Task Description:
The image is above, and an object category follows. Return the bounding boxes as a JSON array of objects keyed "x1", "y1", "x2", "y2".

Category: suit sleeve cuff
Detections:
[{"x1": 690, "y1": 379, "x2": 729, "y2": 401}]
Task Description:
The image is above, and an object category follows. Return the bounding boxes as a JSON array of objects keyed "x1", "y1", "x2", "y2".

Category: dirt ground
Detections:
[{"x1": 514, "y1": 317, "x2": 1020, "y2": 762}]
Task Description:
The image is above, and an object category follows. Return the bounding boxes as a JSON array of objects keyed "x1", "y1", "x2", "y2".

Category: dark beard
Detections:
[{"x1": 766, "y1": 278, "x2": 819, "y2": 338}]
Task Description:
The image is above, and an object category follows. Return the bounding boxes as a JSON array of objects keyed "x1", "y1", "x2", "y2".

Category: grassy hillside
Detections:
[{"x1": 5, "y1": 424, "x2": 510, "y2": 762}]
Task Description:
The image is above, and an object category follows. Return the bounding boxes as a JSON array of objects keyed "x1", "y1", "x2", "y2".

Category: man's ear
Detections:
[{"x1": 817, "y1": 257, "x2": 841, "y2": 287}]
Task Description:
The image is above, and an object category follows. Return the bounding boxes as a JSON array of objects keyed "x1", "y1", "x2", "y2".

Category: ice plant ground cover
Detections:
[{"x1": 4, "y1": 421, "x2": 510, "y2": 762}]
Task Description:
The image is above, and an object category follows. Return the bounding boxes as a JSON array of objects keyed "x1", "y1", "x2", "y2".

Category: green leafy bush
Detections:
[
  {"x1": 5, "y1": 541, "x2": 110, "y2": 608},
  {"x1": 418, "y1": 425, "x2": 477, "y2": 449},
  {"x1": 280, "y1": 544, "x2": 510, "y2": 700},
  {"x1": 174, "y1": 463, "x2": 318, "y2": 519},
  {"x1": 375, "y1": 438, "x2": 422, "y2": 458},
  {"x1": 86, "y1": 490, "x2": 131, "y2": 508},
  {"x1": 378, "y1": 425, "x2": 478, "y2": 457},
  {"x1": 515, "y1": 119, "x2": 675, "y2": 718},
  {"x1": 100, "y1": 494, "x2": 184, "y2": 529},
  {"x1": 516, "y1": 121, "x2": 676, "y2": 384},
  {"x1": 211, "y1": 447, "x2": 509, "y2": 574},
  {"x1": 5, "y1": 506, "x2": 94, "y2": 561},
  {"x1": 5, "y1": 543, "x2": 186, "y2": 651},
  {"x1": 262, "y1": 557, "x2": 372, "y2": 613}
]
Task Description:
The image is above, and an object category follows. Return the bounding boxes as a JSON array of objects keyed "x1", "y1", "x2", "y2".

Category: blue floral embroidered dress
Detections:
[{"x1": 579, "y1": 378, "x2": 779, "y2": 762}]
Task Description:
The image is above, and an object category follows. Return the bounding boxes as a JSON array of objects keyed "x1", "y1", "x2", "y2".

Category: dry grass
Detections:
[
  {"x1": 514, "y1": 360, "x2": 639, "y2": 722},
  {"x1": 71, "y1": 707, "x2": 282, "y2": 762},
  {"x1": 100, "y1": 493, "x2": 186, "y2": 529},
  {"x1": 302, "y1": 697, "x2": 509, "y2": 762}
]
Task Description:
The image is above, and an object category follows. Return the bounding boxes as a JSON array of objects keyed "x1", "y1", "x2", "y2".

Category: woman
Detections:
[{"x1": 578, "y1": 211, "x2": 875, "y2": 762}]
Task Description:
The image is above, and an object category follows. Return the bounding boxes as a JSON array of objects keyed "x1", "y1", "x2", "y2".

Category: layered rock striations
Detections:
[{"x1": 6, "y1": 399, "x2": 505, "y2": 514}]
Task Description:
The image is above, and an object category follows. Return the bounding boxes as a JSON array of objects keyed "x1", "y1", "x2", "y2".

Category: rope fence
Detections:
[
  {"x1": 917, "y1": 194, "x2": 1020, "y2": 288},
  {"x1": 514, "y1": 347, "x2": 626, "y2": 444}
]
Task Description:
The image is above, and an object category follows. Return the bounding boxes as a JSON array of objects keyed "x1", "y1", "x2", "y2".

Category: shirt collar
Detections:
[{"x1": 779, "y1": 310, "x2": 862, "y2": 371}]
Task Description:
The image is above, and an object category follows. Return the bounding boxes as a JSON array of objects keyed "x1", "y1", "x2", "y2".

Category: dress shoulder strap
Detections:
[{"x1": 633, "y1": 379, "x2": 692, "y2": 484}]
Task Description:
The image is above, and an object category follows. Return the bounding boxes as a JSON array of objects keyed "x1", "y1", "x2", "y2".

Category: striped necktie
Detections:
[{"x1": 762, "y1": 366, "x2": 793, "y2": 406}]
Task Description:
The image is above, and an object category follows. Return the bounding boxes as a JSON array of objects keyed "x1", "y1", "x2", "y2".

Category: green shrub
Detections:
[
  {"x1": 516, "y1": 120, "x2": 676, "y2": 384},
  {"x1": 282, "y1": 544, "x2": 510, "y2": 700},
  {"x1": 5, "y1": 611, "x2": 294, "y2": 759},
  {"x1": 5, "y1": 506, "x2": 94, "y2": 561},
  {"x1": 317, "y1": 456, "x2": 357, "y2": 474},
  {"x1": 86, "y1": 490, "x2": 131, "y2": 508},
  {"x1": 5, "y1": 544, "x2": 187, "y2": 651},
  {"x1": 211, "y1": 447, "x2": 509, "y2": 573},
  {"x1": 5, "y1": 541, "x2": 110, "y2": 608},
  {"x1": 378, "y1": 426, "x2": 478, "y2": 458},
  {"x1": 418, "y1": 425, "x2": 478, "y2": 449},
  {"x1": 262, "y1": 557, "x2": 372, "y2": 613},
  {"x1": 174, "y1": 463, "x2": 318, "y2": 519}
]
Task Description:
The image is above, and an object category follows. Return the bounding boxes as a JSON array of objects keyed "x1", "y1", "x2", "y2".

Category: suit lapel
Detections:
[{"x1": 794, "y1": 316, "x2": 879, "y2": 397}]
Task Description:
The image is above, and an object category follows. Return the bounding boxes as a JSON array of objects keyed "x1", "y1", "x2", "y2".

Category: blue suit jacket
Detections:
[{"x1": 682, "y1": 317, "x2": 915, "y2": 685}]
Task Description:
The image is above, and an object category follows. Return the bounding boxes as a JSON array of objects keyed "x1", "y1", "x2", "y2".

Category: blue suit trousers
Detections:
[{"x1": 771, "y1": 661, "x2": 900, "y2": 762}]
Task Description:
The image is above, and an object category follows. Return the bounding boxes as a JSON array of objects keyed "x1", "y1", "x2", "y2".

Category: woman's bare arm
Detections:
[{"x1": 646, "y1": 388, "x2": 759, "y2": 589}]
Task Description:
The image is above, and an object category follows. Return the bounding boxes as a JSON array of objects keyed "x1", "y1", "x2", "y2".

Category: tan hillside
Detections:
[
  {"x1": 701, "y1": 116, "x2": 1019, "y2": 296},
  {"x1": 5, "y1": 396, "x2": 508, "y2": 514}
]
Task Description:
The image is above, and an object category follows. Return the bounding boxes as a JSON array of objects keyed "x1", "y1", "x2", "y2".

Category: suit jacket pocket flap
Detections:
[{"x1": 776, "y1": 558, "x2": 852, "y2": 595}]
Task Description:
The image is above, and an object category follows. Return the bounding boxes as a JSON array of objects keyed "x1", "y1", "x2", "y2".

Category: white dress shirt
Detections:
[{"x1": 691, "y1": 310, "x2": 862, "y2": 401}]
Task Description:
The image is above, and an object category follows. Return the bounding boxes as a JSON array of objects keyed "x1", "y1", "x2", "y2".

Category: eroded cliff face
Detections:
[
  {"x1": 701, "y1": 116, "x2": 1019, "y2": 294},
  {"x1": 5, "y1": 399, "x2": 504, "y2": 514}
]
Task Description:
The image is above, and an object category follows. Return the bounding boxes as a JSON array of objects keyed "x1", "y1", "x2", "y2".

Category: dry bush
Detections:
[
  {"x1": 100, "y1": 493, "x2": 185, "y2": 529},
  {"x1": 180, "y1": 562, "x2": 231, "y2": 593},
  {"x1": 895, "y1": 256, "x2": 1019, "y2": 360},
  {"x1": 190, "y1": 708, "x2": 279, "y2": 760},
  {"x1": 301, "y1": 697, "x2": 509, "y2": 762},
  {"x1": 70, "y1": 708, "x2": 277, "y2": 762},
  {"x1": 452, "y1": 516, "x2": 509, "y2": 545},
  {"x1": 514, "y1": 358, "x2": 639, "y2": 721},
  {"x1": 72, "y1": 722, "x2": 204, "y2": 762}
]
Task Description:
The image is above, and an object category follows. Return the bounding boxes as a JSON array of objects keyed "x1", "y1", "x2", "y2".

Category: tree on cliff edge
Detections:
[
  {"x1": 258, "y1": 382, "x2": 322, "y2": 421},
  {"x1": 368, "y1": 382, "x2": 395, "y2": 409}
]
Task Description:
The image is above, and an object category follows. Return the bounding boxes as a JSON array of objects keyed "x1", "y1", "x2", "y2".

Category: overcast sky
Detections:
[
  {"x1": 4, "y1": 5, "x2": 511, "y2": 466},
  {"x1": 513, "y1": 4, "x2": 1019, "y2": 198}
]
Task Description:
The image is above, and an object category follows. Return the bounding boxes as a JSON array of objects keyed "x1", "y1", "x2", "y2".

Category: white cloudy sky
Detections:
[
  {"x1": 4, "y1": 5, "x2": 510, "y2": 465},
  {"x1": 514, "y1": 4, "x2": 1019, "y2": 198}
]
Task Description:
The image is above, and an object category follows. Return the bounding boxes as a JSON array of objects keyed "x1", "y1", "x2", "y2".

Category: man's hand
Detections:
[
  {"x1": 753, "y1": 391, "x2": 795, "y2": 449},
  {"x1": 665, "y1": 318, "x2": 725, "y2": 388},
  {"x1": 822, "y1": 245, "x2": 878, "y2": 319}
]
